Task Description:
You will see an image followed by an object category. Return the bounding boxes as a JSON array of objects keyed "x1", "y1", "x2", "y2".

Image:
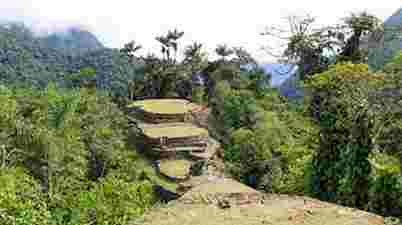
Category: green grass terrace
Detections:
[{"x1": 127, "y1": 99, "x2": 203, "y2": 124}]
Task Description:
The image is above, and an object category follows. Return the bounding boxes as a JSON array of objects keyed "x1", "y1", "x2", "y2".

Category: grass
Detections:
[
  {"x1": 132, "y1": 153, "x2": 179, "y2": 191},
  {"x1": 142, "y1": 124, "x2": 208, "y2": 139},
  {"x1": 158, "y1": 159, "x2": 192, "y2": 180},
  {"x1": 128, "y1": 99, "x2": 198, "y2": 115}
]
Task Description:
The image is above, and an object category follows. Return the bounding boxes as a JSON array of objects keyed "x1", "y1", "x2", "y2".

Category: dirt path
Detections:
[{"x1": 133, "y1": 194, "x2": 385, "y2": 225}]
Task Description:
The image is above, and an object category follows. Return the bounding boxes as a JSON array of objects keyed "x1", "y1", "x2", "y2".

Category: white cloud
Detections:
[{"x1": 0, "y1": 0, "x2": 400, "y2": 62}]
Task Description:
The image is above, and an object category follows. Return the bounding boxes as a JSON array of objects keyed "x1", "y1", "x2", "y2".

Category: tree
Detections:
[
  {"x1": 155, "y1": 29, "x2": 184, "y2": 64},
  {"x1": 375, "y1": 52, "x2": 402, "y2": 169},
  {"x1": 215, "y1": 44, "x2": 234, "y2": 61},
  {"x1": 232, "y1": 47, "x2": 258, "y2": 67},
  {"x1": 69, "y1": 67, "x2": 97, "y2": 88},
  {"x1": 119, "y1": 40, "x2": 144, "y2": 100},
  {"x1": 306, "y1": 63, "x2": 385, "y2": 208},
  {"x1": 131, "y1": 29, "x2": 189, "y2": 98},
  {"x1": 120, "y1": 40, "x2": 142, "y2": 63},
  {"x1": 183, "y1": 42, "x2": 208, "y2": 74},
  {"x1": 262, "y1": 15, "x2": 339, "y2": 80},
  {"x1": 338, "y1": 12, "x2": 381, "y2": 63},
  {"x1": 262, "y1": 12, "x2": 381, "y2": 80}
]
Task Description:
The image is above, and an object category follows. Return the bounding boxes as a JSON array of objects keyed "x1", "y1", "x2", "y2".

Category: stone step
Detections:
[
  {"x1": 158, "y1": 141, "x2": 208, "y2": 149},
  {"x1": 152, "y1": 146, "x2": 206, "y2": 152},
  {"x1": 189, "y1": 138, "x2": 220, "y2": 160}
]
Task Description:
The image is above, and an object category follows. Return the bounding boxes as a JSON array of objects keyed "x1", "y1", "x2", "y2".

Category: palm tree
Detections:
[
  {"x1": 156, "y1": 29, "x2": 184, "y2": 63},
  {"x1": 215, "y1": 44, "x2": 234, "y2": 61},
  {"x1": 120, "y1": 40, "x2": 142, "y2": 63}
]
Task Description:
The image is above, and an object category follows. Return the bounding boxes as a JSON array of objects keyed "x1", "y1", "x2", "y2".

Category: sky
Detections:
[{"x1": 1, "y1": 0, "x2": 401, "y2": 62}]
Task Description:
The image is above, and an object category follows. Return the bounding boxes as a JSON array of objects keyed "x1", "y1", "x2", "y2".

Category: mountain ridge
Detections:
[
  {"x1": 0, "y1": 23, "x2": 138, "y2": 96},
  {"x1": 41, "y1": 27, "x2": 104, "y2": 55}
]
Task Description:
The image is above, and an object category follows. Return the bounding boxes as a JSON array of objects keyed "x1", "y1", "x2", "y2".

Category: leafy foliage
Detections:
[
  {"x1": 0, "y1": 23, "x2": 141, "y2": 98},
  {"x1": 128, "y1": 30, "x2": 210, "y2": 99},
  {"x1": 306, "y1": 61, "x2": 402, "y2": 216},
  {"x1": 1, "y1": 15, "x2": 401, "y2": 222},
  {"x1": 209, "y1": 64, "x2": 317, "y2": 193},
  {"x1": 0, "y1": 168, "x2": 50, "y2": 225},
  {"x1": 262, "y1": 12, "x2": 381, "y2": 80},
  {"x1": 0, "y1": 85, "x2": 155, "y2": 225}
]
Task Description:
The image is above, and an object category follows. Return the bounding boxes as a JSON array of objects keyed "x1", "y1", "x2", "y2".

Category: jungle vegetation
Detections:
[{"x1": 0, "y1": 11, "x2": 401, "y2": 224}]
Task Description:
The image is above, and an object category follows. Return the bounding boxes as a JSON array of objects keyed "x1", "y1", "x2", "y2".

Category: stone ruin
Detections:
[
  {"x1": 128, "y1": 98, "x2": 220, "y2": 183},
  {"x1": 128, "y1": 98, "x2": 205, "y2": 124},
  {"x1": 177, "y1": 178, "x2": 264, "y2": 207},
  {"x1": 139, "y1": 123, "x2": 209, "y2": 156},
  {"x1": 128, "y1": 99, "x2": 273, "y2": 207}
]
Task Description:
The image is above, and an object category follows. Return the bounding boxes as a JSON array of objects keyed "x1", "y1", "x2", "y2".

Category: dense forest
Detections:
[
  {"x1": 0, "y1": 23, "x2": 140, "y2": 97},
  {"x1": 0, "y1": 10, "x2": 402, "y2": 225}
]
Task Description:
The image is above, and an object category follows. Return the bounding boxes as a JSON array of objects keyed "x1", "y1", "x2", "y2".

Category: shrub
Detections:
[
  {"x1": 368, "y1": 152, "x2": 402, "y2": 216},
  {"x1": 0, "y1": 168, "x2": 50, "y2": 225},
  {"x1": 77, "y1": 176, "x2": 155, "y2": 225},
  {"x1": 0, "y1": 85, "x2": 156, "y2": 224},
  {"x1": 306, "y1": 63, "x2": 384, "y2": 207},
  {"x1": 367, "y1": 52, "x2": 402, "y2": 217},
  {"x1": 213, "y1": 82, "x2": 317, "y2": 193},
  {"x1": 191, "y1": 86, "x2": 206, "y2": 105}
]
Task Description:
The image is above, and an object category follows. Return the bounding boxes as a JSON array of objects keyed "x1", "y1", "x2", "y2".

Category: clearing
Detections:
[
  {"x1": 141, "y1": 123, "x2": 208, "y2": 139},
  {"x1": 157, "y1": 159, "x2": 192, "y2": 181},
  {"x1": 128, "y1": 99, "x2": 198, "y2": 115}
]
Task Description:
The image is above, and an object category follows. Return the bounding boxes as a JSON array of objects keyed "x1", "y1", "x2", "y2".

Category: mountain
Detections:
[
  {"x1": 277, "y1": 71, "x2": 304, "y2": 98},
  {"x1": 259, "y1": 63, "x2": 295, "y2": 87},
  {"x1": 0, "y1": 23, "x2": 70, "y2": 86},
  {"x1": 42, "y1": 27, "x2": 104, "y2": 56},
  {"x1": 384, "y1": 7, "x2": 402, "y2": 26},
  {"x1": 71, "y1": 48, "x2": 140, "y2": 96},
  {"x1": 260, "y1": 63, "x2": 303, "y2": 98},
  {"x1": 0, "y1": 23, "x2": 139, "y2": 96}
]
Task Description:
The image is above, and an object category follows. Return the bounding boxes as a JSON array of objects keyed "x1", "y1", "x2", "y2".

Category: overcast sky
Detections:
[{"x1": 1, "y1": 0, "x2": 401, "y2": 62}]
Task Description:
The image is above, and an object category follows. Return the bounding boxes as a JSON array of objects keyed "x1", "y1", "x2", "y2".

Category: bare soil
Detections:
[{"x1": 134, "y1": 194, "x2": 385, "y2": 225}]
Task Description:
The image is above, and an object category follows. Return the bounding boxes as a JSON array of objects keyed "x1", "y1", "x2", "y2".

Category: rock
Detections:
[
  {"x1": 190, "y1": 160, "x2": 207, "y2": 176},
  {"x1": 153, "y1": 185, "x2": 180, "y2": 202}
]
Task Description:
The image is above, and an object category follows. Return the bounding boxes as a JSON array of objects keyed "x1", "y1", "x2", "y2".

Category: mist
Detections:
[
  {"x1": 0, "y1": 2, "x2": 112, "y2": 47},
  {"x1": 0, "y1": 0, "x2": 400, "y2": 62},
  {"x1": 0, "y1": 12, "x2": 94, "y2": 37}
]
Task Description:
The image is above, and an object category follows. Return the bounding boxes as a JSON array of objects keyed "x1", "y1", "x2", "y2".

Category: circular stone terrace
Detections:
[
  {"x1": 139, "y1": 123, "x2": 210, "y2": 157},
  {"x1": 141, "y1": 123, "x2": 208, "y2": 139},
  {"x1": 128, "y1": 99, "x2": 202, "y2": 123}
]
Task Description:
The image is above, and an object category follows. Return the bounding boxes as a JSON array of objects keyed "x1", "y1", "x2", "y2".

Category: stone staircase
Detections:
[{"x1": 128, "y1": 99, "x2": 222, "y2": 193}]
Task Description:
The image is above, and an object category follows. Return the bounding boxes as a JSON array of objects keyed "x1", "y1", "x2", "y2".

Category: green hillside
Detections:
[{"x1": 0, "y1": 23, "x2": 140, "y2": 97}]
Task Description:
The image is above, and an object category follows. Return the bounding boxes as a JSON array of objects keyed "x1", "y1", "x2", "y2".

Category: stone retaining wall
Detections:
[
  {"x1": 178, "y1": 192, "x2": 263, "y2": 206},
  {"x1": 145, "y1": 136, "x2": 208, "y2": 149}
]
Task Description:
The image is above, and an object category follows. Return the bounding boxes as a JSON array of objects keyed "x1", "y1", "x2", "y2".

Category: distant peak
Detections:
[
  {"x1": 42, "y1": 27, "x2": 104, "y2": 55},
  {"x1": 385, "y1": 7, "x2": 402, "y2": 26}
]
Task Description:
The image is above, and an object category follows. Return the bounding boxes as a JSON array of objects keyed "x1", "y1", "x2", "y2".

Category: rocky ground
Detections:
[{"x1": 133, "y1": 185, "x2": 387, "y2": 225}]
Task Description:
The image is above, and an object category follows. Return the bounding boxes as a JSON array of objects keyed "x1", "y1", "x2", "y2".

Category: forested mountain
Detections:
[
  {"x1": 0, "y1": 23, "x2": 139, "y2": 96},
  {"x1": 71, "y1": 48, "x2": 140, "y2": 97},
  {"x1": 42, "y1": 27, "x2": 104, "y2": 56},
  {"x1": 0, "y1": 23, "x2": 70, "y2": 86}
]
